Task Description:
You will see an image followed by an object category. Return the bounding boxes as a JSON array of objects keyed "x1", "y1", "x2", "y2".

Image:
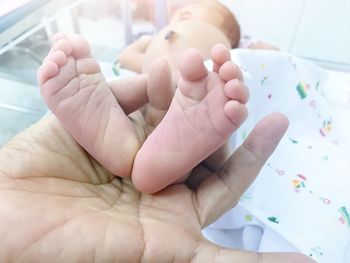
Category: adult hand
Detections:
[{"x1": 0, "y1": 112, "x2": 313, "y2": 262}]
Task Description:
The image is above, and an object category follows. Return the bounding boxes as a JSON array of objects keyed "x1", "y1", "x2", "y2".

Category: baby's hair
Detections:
[
  {"x1": 219, "y1": 2, "x2": 241, "y2": 48},
  {"x1": 203, "y1": 0, "x2": 241, "y2": 48},
  {"x1": 171, "y1": 0, "x2": 241, "y2": 48}
]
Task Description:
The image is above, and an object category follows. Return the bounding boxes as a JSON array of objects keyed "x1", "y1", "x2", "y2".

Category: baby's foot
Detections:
[
  {"x1": 132, "y1": 44, "x2": 249, "y2": 193},
  {"x1": 38, "y1": 34, "x2": 140, "y2": 177}
]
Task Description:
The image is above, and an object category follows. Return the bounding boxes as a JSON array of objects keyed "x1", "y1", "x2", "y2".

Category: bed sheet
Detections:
[{"x1": 207, "y1": 49, "x2": 350, "y2": 263}]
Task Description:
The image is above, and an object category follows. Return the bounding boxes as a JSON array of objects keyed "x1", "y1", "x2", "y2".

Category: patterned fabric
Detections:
[{"x1": 207, "y1": 49, "x2": 350, "y2": 263}]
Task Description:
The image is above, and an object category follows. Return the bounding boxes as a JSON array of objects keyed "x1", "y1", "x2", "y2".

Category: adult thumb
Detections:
[{"x1": 192, "y1": 241, "x2": 316, "y2": 263}]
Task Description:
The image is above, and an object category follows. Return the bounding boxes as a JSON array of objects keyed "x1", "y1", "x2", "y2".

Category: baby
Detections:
[
  {"x1": 119, "y1": 0, "x2": 238, "y2": 75},
  {"x1": 118, "y1": 0, "x2": 277, "y2": 75},
  {"x1": 37, "y1": 33, "x2": 248, "y2": 193}
]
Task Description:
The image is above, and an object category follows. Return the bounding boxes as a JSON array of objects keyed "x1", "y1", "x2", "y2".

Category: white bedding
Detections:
[{"x1": 209, "y1": 49, "x2": 350, "y2": 263}]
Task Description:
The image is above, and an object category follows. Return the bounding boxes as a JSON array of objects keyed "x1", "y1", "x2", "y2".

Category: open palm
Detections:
[
  {"x1": 0, "y1": 54, "x2": 313, "y2": 262},
  {"x1": 0, "y1": 113, "x2": 313, "y2": 262}
]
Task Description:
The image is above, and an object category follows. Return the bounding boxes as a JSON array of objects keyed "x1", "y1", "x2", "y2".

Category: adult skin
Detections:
[{"x1": 0, "y1": 73, "x2": 313, "y2": 262}]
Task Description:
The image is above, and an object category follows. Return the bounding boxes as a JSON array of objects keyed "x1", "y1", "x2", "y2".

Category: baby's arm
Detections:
[
  {"x1": 239, "y1": 35, "x2": 279, "y2": 51},
  {"x1": 247, "y1": 41, "x2": 279, "y2": 51},
  {"x1": 117, "y1": 35, "x2": 153, "y2": 73}
]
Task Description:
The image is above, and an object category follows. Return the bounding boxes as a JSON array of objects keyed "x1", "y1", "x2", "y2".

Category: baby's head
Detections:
[{"x1": 170, "y1": 0, "x2": 240, "y2": 48}]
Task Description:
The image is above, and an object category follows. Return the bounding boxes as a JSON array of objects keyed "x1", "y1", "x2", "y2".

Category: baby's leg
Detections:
[
  {"x1": 38, "y1": 34, "x2": 142, "y2": 177},
  {"x1": 132, "y1": 44, "x2": 249, "y2": 193}
]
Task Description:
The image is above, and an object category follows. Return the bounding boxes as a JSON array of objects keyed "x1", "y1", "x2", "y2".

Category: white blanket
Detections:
[{"x1": 208, "y1": 49, "x2": 350, "y2": 263}]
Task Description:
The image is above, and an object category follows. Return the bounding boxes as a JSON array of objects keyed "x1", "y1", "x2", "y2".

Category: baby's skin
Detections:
[
  {"x1": 141, "y1": 20, "x2": 231, "y2": 75},
  {"x1": 38, "y1": 34, "x2": 248, "y2": 193}
]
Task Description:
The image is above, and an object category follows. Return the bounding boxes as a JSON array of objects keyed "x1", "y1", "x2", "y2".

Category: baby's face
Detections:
[{"x1": 170, "y1": 1, "x2": 226, "y2": 31}]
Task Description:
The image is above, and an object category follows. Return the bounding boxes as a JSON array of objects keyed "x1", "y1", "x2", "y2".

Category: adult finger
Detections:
[
  {"x1": 144, "y1": 57, "x2": 175, "y2": 133},
  {"x1": 108, "y1": 74, "x2": 149, "y2": 115},
  {"x1": 192, "y1": 242, "x2": 315, "y2": 263},
  {"x1": 193, "y1": 113, "x2": 289, "y2": 227},
  {"x1": 108, "y1": 57, "x2": 174, "y2": 129}
]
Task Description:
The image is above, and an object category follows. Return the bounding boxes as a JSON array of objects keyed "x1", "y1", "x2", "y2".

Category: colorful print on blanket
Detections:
[{"x1": 231, "y1": 49, "x2": 350, "y2": 263}]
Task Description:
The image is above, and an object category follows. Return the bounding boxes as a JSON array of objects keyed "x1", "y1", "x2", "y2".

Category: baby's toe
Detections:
[
  {"x1": 219, "y1": 61, "x2": 243, "y2": 82},
  {"x1": 211, "y1": 43, "x2": 231, "y2": 72},
  {"x1": 179, "y1": 48, "x2": 207, "y2": 81},
  {"x1": 43, "y1": 50, "x2": 67, "y2": 67},
  {"x1": 224, "y1": 100, "x2": 248, "y2": 128},
  {"x1": 66, "y1": 33, "x2": 91, "y2": 58},
  {"x1": 38, "y1": 50, "x2": 68, "y2": 85},
  {"x1": 224, "y1": 79, "x2": 249, "y2": 104},
  {"x1": 50, "y1": 39, "x2": 73, "y2": 56},
  {"x1": 37, "y1": 61, "x2": 59, "y2": 85},
  {"x1": 51, "y1": 33, "x2": 91, "y2": 59},
  {"x1": 178, "y1": 49, "x2": 209, "y2": 100},
  {"x1": 52, "y1": 32, "x2": 69, "y2": 42}
]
